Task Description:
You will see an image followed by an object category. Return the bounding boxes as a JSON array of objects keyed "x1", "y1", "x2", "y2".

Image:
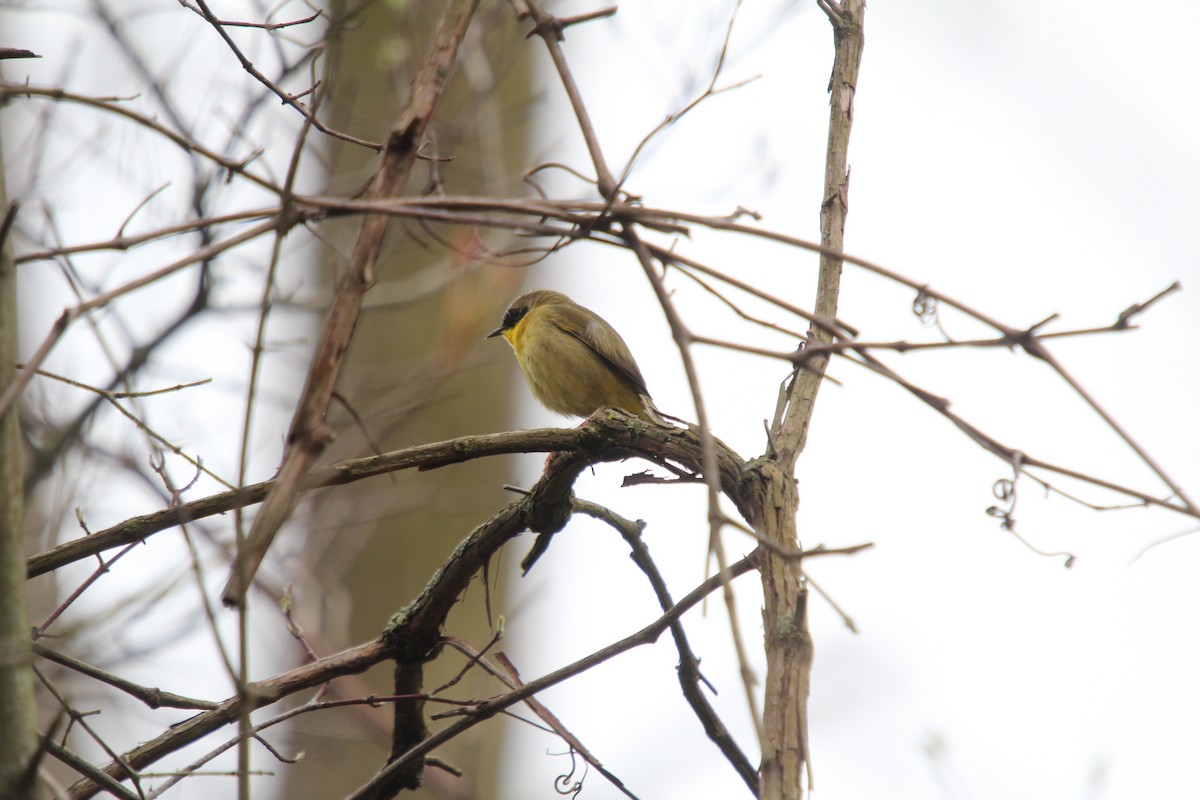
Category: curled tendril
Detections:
[
  {"x1": 986, "y1": 475, "x2": 1075, "y2": 567},
  {"x1": 553, "y1": 748, "x2": 586, "y2": 798},
  {"x1": 912, "y1": 288, "x2": 938, "y2": 327},
  {"x1": 988, "y1": 478, "x2": 1017, "y2": 530}
]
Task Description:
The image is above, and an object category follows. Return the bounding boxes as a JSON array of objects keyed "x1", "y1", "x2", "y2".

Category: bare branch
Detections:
[{"x1": 221, "y1": 0, "x2": 483, "y2": 607}]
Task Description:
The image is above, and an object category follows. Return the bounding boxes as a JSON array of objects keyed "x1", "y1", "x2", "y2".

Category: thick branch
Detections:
[
  {"x1": 29, "y1": 416, "x2": 750, "y2": 578},
  {"x1": 355, "y1": 555, "x2": 761, "y2": 800}
]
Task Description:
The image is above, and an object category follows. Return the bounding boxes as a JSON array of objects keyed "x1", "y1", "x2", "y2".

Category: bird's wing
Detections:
[{"x1": 552, "y1": 304, "x2": 650, "y2": 397}]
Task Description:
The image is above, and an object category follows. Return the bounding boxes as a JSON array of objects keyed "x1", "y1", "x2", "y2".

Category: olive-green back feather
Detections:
[{"x1": 549, "y1": 302, "x2": 650, "y2": 398}]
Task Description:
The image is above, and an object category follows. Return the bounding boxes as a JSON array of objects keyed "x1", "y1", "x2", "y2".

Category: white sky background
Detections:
[
  {"x1": 499, "y1": 2, "x2": 1200, "y2": 799},
  {"x1": 3, "y1": 1, "x2": 1197, "y2": 799}
]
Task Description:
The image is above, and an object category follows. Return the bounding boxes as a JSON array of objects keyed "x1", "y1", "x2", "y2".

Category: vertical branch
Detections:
[
  {"x1": 0, "y1": 202, "x2": 37, "y2": 797},
  {"x1": 776, "y1": 0, "x2": 865, "y2": 464},
  {"x1": 758, "y1": 2, "x2": 866, "y2": 798},
  {"x1": 751, "y1": 460, "x2": 810, "y2": 800}
]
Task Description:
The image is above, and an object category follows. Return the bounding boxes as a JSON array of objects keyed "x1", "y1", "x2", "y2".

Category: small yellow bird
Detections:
[{"x1": 487, "y1": 289, "x2": 660, "y2": 423}]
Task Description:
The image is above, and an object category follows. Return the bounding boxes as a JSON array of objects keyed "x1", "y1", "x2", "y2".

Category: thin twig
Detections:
[{"x1": 574, "y1": 498, "x2": 759, "y2": 791}]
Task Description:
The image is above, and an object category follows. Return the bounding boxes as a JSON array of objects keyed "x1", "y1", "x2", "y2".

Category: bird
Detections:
[{"x1": 487, "y1": 289, "x2": 661, "y2": 423}]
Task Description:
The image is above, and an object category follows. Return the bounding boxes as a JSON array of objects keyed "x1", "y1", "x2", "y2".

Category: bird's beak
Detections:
[{"x1": 485, "y1": 326, "x2": 505, "y2": 339}]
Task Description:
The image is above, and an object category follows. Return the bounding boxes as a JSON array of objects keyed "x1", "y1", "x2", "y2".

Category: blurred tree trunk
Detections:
[
  {"x1": 285, "y1": 4, "x2": 532, "y2": 797},
  {"x1": 0, "y1": 130, "x2": 37, "y2": 800}
]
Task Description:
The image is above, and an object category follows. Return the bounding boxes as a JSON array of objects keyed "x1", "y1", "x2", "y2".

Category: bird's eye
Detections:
[{"x1": 502, "y1": 305, "x2": 526, "y2": 330}]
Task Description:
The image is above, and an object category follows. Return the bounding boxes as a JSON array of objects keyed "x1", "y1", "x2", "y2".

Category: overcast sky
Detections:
[{"x1": 499, "y1": 2, "x2": 1200, "y2": 799}]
